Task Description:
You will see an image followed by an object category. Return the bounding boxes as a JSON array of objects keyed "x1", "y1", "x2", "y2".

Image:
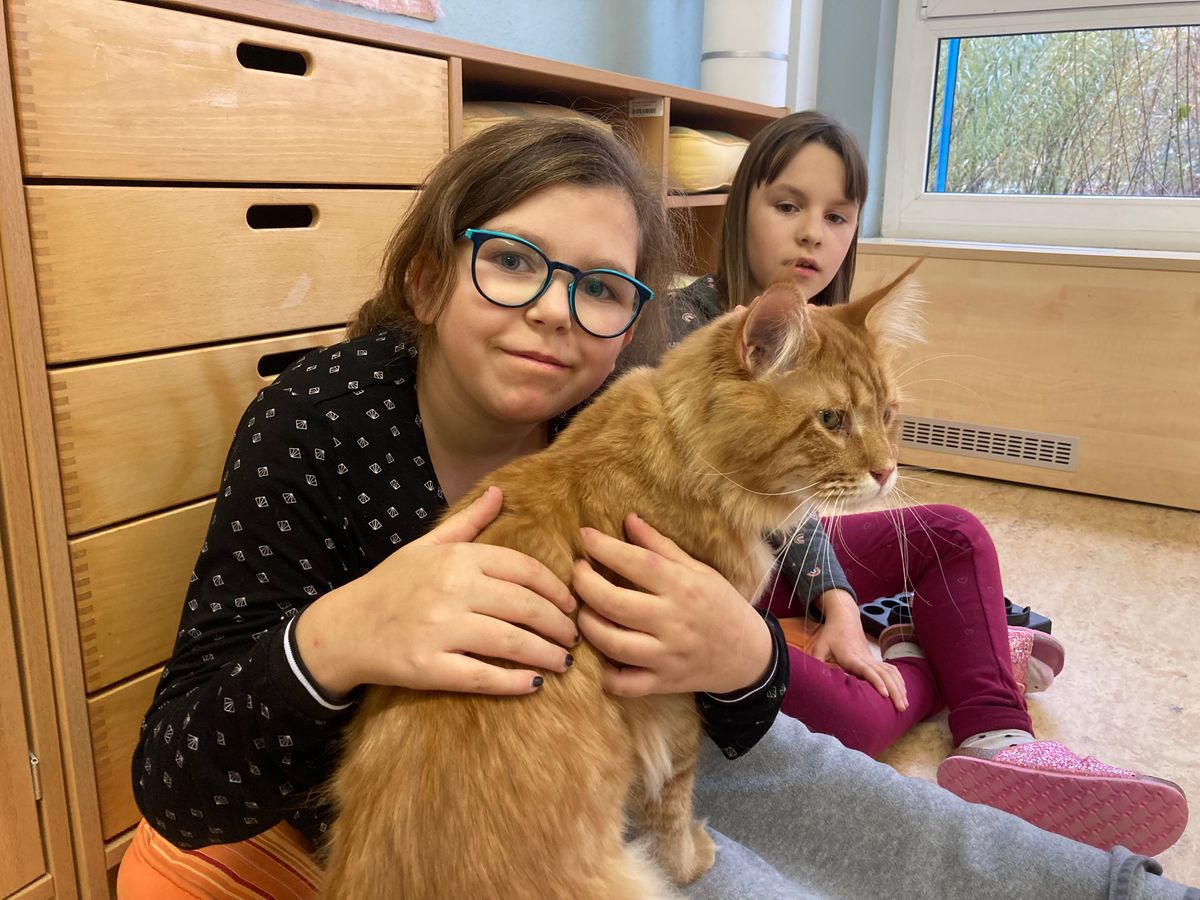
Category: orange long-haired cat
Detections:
[{"x1": 320, "y1": 262, "x2": 922, "y2": 899}]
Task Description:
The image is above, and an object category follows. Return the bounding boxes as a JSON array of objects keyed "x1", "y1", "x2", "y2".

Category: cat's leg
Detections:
[
  {"x1": 606, "y1": 841, "x2": 685, "y2": 900},
  {"x1": 639, "y1": 752, "x2": 717, "y2": 886},
  {"x1": 626, "y1": 699, "x2": 717, "y2": 886}
]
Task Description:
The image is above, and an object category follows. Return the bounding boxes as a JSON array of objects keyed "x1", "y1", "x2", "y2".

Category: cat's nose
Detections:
[{"x1": 871, "y1": 467, "x2": 895, "y2": 486}]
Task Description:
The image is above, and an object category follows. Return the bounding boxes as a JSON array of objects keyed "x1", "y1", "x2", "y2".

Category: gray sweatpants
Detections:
[{"x1": 684, "y1": 715, "x2": 1198, "y2": 900}]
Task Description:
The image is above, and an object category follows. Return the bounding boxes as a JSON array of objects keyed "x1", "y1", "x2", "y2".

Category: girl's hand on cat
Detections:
[
  {"x1": 295, "y1": 486, "x2": 579, "y2": 699},
  {"x1": 573, "y1": 514, "x2": 773, "y2": 697},
  {"x1": 810, "y1": 590, "x2": 908, "y2": 711}
]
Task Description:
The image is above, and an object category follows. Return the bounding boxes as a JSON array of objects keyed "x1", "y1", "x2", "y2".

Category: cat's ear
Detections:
[
  {"x1": 846, "y1": 258, "x2": 925, "y2": 350},
  {"x1": 738, "y1": 280, "x2": 810, "y2": 377}
]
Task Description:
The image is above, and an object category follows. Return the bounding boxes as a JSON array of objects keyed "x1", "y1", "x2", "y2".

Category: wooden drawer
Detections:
[
  {"x1": 51, "y1": 329, "x2": 343, "y2": 535},
  {"x1": 9, "y1": 0, "x2": 448, "y2": 183},
  {"x1": 73, "y1": 501, "x2": 214, "y2": 694},
  {"x1": 88, "y1": 669, "x2": 160, "y2": 841},
  {"x1": 29, "y1": 186, "x2": 413, "y2": 363}
]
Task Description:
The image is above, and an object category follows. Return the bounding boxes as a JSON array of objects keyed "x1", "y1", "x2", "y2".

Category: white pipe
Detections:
[
  {"x1": 701, "y1": 0, "x2": 793, "y2": 106},
  {"x1": 787, "y1": 0, "x2": 823, "y2": 111}
]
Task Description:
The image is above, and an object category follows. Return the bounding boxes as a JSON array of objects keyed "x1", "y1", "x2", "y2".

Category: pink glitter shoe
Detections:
[
  {"x1": 878, "y1": 624, "x2": 1064, "y2": 694},
  {"x1": 1006, "y1": 626, "x2": 1064, "y2": 693},
  {"x1": 938, "y1": 740, "x2": 1189, "y2": 855}
]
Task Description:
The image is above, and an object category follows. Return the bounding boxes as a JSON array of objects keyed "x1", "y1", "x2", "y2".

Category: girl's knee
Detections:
[{"x1": 909, "y1": 504, "x2": 990, "y2": 547}]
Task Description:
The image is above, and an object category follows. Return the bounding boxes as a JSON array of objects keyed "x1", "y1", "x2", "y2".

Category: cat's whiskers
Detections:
[
  {"x1": 768, "y1": 497, "x2": 819, "y2": 553},
  {"x1": 873, "y1": 500, "x2": 936, "y2": 594},
  {"x1": 885, "y1": 486, "x2": 963, "y2": 616},
  {"x1": 767, "y1": 496, "x2": 839, "y2": 669},
  {"x1": 694, "y1": 453, "x2": 822, "y2": 497},
  {"x1": 817, "y1": 481, "x2": 881, "y2": 513},
  {"x1": 897, "y1": 377, "x2": 984, "y2": 402},
  {"x1": 767, "y1": 498, "x2": 828, "y2": 615},
  {"x1": 894, "y1": 468, "x2": 954, "y2": 489},
  {"x1": 755, "y1": 488, "x2": 831, "y2": 601},
  {"x1": 896, "y1": 463, "x2": 951, "y2": 478},
  {"x1": 893, "y1": 352, "x2": 991, "y2": 383},
  {"x1": 762, "y1": 495, "x2": 822, "y2": 568},
  {"x1": 819, "y1": 495, "x2": 868, "y2": 640},
  {"x1": 821, "y1": 503, "x2": 873, "y2": 578},
  {"x1": 868, "y1": 499, "x2": 917, "y2": 618},
  {"x1": 817, "y1": 497, "x2": 841, "y2": 591},
  {"x1": 882, "y1": 503, "x2": 914, "y2": 601}
]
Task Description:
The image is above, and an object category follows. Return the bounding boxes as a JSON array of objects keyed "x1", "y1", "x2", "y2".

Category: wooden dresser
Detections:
[{"x1": 0, "y1": 1, "x2": 781, "y2": 895}]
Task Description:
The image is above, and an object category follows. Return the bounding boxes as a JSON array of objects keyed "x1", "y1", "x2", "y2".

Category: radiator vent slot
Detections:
[{"x1": 900, "y1": 416, "x2": 1078, "y2": 472}]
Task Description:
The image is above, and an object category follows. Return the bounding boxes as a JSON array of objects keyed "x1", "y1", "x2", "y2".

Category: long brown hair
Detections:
[
  {"x1": 347, "y1": 118, "x2": 676, "y2": 345},
  {"x1": 716, "y1": 110, "x2": 868, "y2": 309}
]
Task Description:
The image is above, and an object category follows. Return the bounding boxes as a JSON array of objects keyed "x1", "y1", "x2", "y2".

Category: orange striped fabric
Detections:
[
  {"x1": 117, "y1": 819, "x2": 321, "y2": 899},
  {"x1": 777, "y1": 615, "x2": 822, "y2": 655}
]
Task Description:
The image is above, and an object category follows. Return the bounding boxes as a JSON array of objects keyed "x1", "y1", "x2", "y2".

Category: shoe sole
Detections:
[{"x1": 938, "y1": 755, "x2": 1188, "y2": 856}]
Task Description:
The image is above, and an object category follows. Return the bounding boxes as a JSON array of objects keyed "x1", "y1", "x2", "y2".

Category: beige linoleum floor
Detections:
[{"x1": 870, "y1": 469, "x2": 1199, "y2": 887}]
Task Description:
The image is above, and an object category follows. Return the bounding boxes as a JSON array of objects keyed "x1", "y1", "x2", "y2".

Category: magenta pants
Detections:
[{"x1": 764, "y1": 505, "x2": 1032, "y2": 756}]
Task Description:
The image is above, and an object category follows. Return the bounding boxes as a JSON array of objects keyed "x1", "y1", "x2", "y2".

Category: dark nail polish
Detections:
[
  {"x1": 531, "y1": 675, "x2": 544, "y2": 688},
  {"x1": 564, "y1": 653, "x2": 574, "y2": 668},
  {"x1": 573, "y1": 631, "x2": 581, "y2": 645}
]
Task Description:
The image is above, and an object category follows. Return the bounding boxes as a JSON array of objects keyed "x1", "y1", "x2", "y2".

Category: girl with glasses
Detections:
[{"x1": 121, "y1": 118, "x2": 1195, "y2": 899}]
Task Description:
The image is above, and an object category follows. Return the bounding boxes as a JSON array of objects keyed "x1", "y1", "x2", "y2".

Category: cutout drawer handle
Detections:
[
  {"x1": 258, "y1": 347, "x2": 321, "y2": 379},
  {"x1": 246, "y1": 204, "x2": 318, "y2": 230},
  {"x1": 236, "y1": 42, "x2": 310, "y2": 76}
]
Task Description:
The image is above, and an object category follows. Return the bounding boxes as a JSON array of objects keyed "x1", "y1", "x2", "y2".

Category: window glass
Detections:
[{"x1": 925, "y1": 26, "x2": 1199, "y2": 197}]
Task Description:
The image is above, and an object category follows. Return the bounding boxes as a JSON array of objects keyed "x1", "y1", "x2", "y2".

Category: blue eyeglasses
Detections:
[{"x1": 459, "y1": 228, "x2": 653, "y2": 338}]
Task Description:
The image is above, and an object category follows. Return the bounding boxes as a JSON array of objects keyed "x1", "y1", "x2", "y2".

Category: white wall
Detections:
[
  {"x1": 287, "y1": 0, "x2": 705, "y2": 88},
  {"x1": 814, "y1": 0, "x2": 898, "y2": 238}
]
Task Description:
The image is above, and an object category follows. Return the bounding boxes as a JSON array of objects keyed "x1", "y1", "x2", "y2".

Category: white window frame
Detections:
[{"x1": 881, "y1": 0, "x2": 1200, "y2": 252}]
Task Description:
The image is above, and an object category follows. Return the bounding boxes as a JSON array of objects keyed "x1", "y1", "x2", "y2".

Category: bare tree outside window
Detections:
[{"x1": 926, "y1": 26, "x2": 1200, "y2": 197}]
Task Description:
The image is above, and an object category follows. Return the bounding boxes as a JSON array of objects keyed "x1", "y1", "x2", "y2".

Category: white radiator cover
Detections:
[{"x1": 900, "y1": 415, "x2": 1078, "y2": 472}]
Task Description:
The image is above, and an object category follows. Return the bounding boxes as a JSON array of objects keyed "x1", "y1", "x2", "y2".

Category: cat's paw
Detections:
[{"x1": 660, "y1": 819, "x2": 717, "y2": 886}]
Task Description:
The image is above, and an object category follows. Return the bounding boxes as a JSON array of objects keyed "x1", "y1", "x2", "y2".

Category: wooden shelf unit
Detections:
[
  {"x1": 0, "y1": 1, "x2": 782, "y2": 895},
  {"x1": 667, "y1": 193, "x2": 731, "y2": 208}
]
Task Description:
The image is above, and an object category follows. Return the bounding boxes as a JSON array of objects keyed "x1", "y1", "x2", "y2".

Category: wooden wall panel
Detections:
[{"x1": 858, "y1": 250, "x2": 1200, "y2": 509}]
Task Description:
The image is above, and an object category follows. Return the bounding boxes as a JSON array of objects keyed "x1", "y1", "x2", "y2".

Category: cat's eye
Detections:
[{"x1": 818, "y1": 409, "x2": 845, "y2": 431}]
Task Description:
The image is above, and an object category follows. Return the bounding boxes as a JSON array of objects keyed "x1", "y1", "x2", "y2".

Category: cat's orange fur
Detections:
[{"x1": 320, "y1": 261, "x2": 923, "y2": 899}]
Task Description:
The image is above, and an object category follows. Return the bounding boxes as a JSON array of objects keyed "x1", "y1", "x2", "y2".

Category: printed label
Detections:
[{"x1": 629, "y1": 97, "x2": 665, "y2": 118}]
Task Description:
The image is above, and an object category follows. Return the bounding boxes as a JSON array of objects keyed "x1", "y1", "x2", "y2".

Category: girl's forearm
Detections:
[{"x1": 294, "y1": 583, "x2": 361, "y2": 701}]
